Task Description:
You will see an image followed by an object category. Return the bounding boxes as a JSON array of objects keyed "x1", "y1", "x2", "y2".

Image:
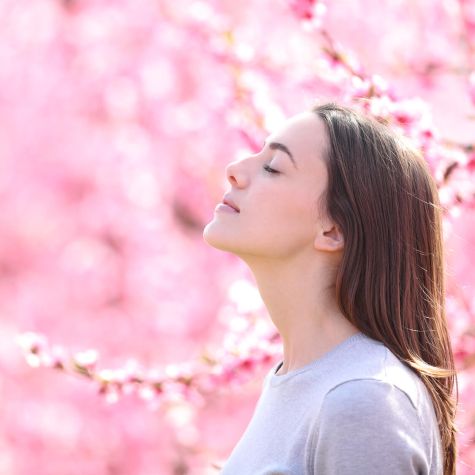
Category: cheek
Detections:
[{"x1": 248, "y1": 190, "x2": 317, "y2": 244}]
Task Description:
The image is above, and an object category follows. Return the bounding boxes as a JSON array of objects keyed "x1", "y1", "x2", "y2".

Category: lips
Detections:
[{"x1": 222, "y1": 195, "x2": 240, "y2": 212}]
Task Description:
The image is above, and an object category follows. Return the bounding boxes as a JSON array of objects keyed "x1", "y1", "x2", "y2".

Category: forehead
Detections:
[{"x1": 267, "y1": 112, "x2": 327, "y2": 167}]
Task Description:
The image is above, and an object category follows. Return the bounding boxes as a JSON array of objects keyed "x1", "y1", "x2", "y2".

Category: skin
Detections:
[{"x1": 203, "y1": 111, "x2": 360, "y2": 376}]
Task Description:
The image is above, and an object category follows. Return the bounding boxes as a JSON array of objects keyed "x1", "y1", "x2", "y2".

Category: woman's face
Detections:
[{"x1": 203, "y1": 111, "x2": 329, "y2": 261}]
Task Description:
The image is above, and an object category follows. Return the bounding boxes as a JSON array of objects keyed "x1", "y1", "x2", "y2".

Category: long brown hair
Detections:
[{"x1": 312, "y1": 102, "x2": 459, "y2": 475}]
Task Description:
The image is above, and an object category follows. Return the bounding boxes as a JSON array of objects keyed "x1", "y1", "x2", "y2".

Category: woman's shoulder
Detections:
[
  {"x1": 320, "y1": 377, "x2": 417, "y2": 416},
  {"x1": 304, "y1": 340, "x2": 443, "y2": 474},
  {"x1": 341, "y1": 333, "x2": 430, "y2": 410},
  {"x1": 321, "y1": 339, "x2": 439, "y2": 442},
  {"x1": 319, "y1": 378, "x2": 418, "y2": 425},
  {"x1": 308, "y1": 378, "x2": 437, "y2": 475}
]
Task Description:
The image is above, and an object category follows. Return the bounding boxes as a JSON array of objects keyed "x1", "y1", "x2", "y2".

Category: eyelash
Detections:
[{"x1": 263, "y1": 164, "x2": 280, "y2": 174}]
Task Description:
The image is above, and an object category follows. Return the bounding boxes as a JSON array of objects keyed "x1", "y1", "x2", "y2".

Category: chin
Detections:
[{"x1": 202, "y1": 222, "x2": 237, "y2": 252}]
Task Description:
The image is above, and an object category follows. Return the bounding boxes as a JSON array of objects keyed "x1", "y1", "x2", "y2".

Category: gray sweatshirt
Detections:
[{"x1": 219, "y1": 331, "x2": 443, "y2": 474}]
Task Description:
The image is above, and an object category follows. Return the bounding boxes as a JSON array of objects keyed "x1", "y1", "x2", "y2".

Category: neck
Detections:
[{"x1": 244, "y1": 253, "x2": 360, "y2": 375}]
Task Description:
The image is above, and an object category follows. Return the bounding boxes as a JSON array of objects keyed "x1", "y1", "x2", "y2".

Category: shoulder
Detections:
[
  {"x1": 317, "y1": 379, "x2": 427, "y2": 455},
  {"x1": 307, "y1": 379, "x2": 431, "y2": 474},
  {"x1": 323, "y1": 338, "x2": 426, "y2": 413},
  {"x1": 321, "y1": 378, "x2": 418, "y2": 417},
  {"x1": 317, "y1": 378, "x2": 423, "y2": 439}
]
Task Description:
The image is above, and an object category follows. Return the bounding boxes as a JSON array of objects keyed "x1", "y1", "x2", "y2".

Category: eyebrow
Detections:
[{"x1": 266, "y1": 141, "x2": 298, "y2": 169}]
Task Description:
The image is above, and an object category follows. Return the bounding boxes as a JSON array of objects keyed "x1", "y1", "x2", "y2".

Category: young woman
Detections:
[{"x1": 203, "y1": 103, "x2": 458, "y2": 475}]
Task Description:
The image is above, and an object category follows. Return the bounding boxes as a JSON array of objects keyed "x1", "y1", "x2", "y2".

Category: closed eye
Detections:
[{"x1": 263, "y1": 164, "x2": 280, "y2": 174}]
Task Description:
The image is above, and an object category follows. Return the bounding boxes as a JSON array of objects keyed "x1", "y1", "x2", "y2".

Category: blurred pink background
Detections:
[{"x1": 1, "y1": 0, "x2": 474, "y2": 473}]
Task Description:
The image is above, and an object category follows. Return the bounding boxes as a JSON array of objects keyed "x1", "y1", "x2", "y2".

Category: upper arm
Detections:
[{"x1": 308, "y1": 379, "x2": 430, "y2": 475}]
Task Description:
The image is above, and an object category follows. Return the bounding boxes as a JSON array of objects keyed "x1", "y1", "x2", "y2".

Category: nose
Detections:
[
  {"x1": 225, "y1": 158, "x2": 246, "y2": 187},
  {"x1": 226, "y1": 148, "x2": 260, "y2": 187}
]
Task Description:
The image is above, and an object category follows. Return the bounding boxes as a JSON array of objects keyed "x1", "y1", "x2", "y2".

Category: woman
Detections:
[{"x1": 203, "y1": 103, "x2": 458, "y2": 475}]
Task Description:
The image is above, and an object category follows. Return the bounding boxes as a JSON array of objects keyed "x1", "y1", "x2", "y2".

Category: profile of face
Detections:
[{"x1": 202, "y1": 112, "x2": 342, "y2": 264}]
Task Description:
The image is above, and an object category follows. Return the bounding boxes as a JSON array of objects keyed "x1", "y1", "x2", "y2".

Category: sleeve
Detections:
[{"x1": 308, "y1": 379, "x2": 430, "y2": 475}]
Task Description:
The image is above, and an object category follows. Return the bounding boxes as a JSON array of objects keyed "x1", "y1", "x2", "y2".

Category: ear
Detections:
[{"x1": 314, "y1": 222, "x2": 344, "y2": 252}]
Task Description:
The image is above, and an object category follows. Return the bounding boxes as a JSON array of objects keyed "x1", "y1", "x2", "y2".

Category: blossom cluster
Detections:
[{"x1": 16, "y1": 312, "x2": 282, "y2": 409}]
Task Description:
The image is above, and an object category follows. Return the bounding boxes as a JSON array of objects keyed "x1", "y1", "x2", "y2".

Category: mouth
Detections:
[{"x1": 222, "y1": 198, "x2": 240, "y2": 213}]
